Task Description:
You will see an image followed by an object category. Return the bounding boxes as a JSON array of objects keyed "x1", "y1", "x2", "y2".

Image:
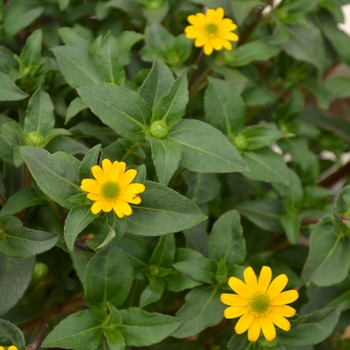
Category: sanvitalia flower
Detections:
[
  {"x1": 185, "y1": 7, "x2": 239, "y2": 55},
  {"x1": 220, "y1": 266, "x2": 299, "y2": 342},
  {"x1": 80, "y1": 159, "x2": 145, "y2": 218},
  {"x1": 9, "y1": 347, "x2": 19, "y2": 350}
]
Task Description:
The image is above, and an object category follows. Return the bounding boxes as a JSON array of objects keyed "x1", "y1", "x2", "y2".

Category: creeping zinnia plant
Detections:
[{"x1": 221, "y1": 266, "x2": 299, "y2": 342}]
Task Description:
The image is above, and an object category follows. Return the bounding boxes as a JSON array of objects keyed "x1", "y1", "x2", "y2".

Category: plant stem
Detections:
[
  {"x1": 188, "y1": 49, "x2": 205, "y2": 91},
  {"x1": 189, "y1": 66, "x2": 212, "y2": 98},
  {"x1": 317, "y1": 160, "x2": 350, "y2": 188},
  {"x1": 27, "y1": 312, "x2": 49, "y2": 350}
]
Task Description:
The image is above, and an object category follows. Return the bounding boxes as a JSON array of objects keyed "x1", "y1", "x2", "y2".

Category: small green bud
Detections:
[
  {"x1": 146, "y1": 0, "x2": 162, "y2": 9},
  {"x1": 149, "y1": 265, "x2": 159, "y2": 277},
  {"x1": 150, "y1": 120, "x2": 169, "y2": 139},
  {"x1": 25, "y1": 131, "x2": 45, "y2": 147},
  {"x1": 33, "y1": 262, "x2": 49, "y2": 280},
  {"x1": 232, "y1": 134, "x2": 247, "y2": 150},
  {"x1": 166, "y1": 50, "x2": 181, "y2": 66}
]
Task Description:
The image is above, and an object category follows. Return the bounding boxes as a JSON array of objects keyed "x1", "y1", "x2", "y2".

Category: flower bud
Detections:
[{"x1": 150, "y1": 120, "x2": 169, "y2": 139}]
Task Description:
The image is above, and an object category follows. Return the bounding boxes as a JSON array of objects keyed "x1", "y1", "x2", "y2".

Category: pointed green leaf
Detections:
[
  {"x1": 147, "y1": 135, "x2": 182, "y2": 185},
  {"x1": 242, "y1": 148, "x2": 289, "y2": 185},
  {"x1": 20, "y1": 147, "x2": 81, "y2": 209},
  {"x1": 140, "y1": 277, "x2": 166, "y2": 307},
  {"x1": 64, "y1": 205, "x2": 96, "y2": 251},
  {"x1": 205, "y1": 77, "x2": 245, "y2": 136},
  {"x1": 104, "y1": 329, "x2": 125, "y2": 350},
  {"x1": 52, "y1": 46, "x2": 102, "y2": 88},
  {"x1": 57, "y1": 25, "x2": 94, "y2": 48},
  {"x1": 98, "y1": 32, "x2": 125, "y2": 86},
  {"x1": 78, "y1": 85, "x2": 151, "y2": 142},
  {"x1": 209, "y1": 210, "x2": 246, "y2": 265},
  {"x1": 149, "y1": 233, "x2": 175, "y2": 268},
  {"x1": 83, "y1": 243, "x2": 133, "y2": 309},
  {"x1": 116, "y1": 31, "x2": 144, "y2": 65},
  {"x1": 42, "y1": 310, "x2": 107, "y2": 350},
  {"x1": 0, "y1": 72, "x2": 28, "y2": 101},
  {"x1": 79, "y1": 144, "x2": 101, "y2": 181},
  {"x1": 0, "y1": 253, "x2": 35, "y2": 316},
  {"x1": 152, "y1": 72, "x2": 188, "y2": 127},
  {"x1": 172, "y1": 285, "x2": 224, "y2": 338},
  {"x1": 139, "y1": 58, "x2": 175, "y2": 109},
  {"x1": 280, "y1": 214, "x2": 301, "y2": 245},
  {"x1": 169, "y1": 119, "x2": 248, "y2": 173},
  {"x1": 117, "y1": 307, "x2": 181, "y2": 346},
  {"x1": 0, "y1": 215, "x2": 57, "y2": 258},
  {"x1": 302, "y1": 215, "x2": 350, "y2": 286},
  {"x1": 0, "y1": 47, "x2": 17, "y2": 75},
  {"x1": 0, "y1": 188, "x2": 45, "y2": 217},
  {"x1": 125, "y1": 180, "x2": 206, "y2": 236},
  {"x1": 23, "y1": 87, "x2": 55, "y2": 136},
  {"x1": 65, "y1": 97, "x2": 87, "y2": 124},
  {"x1": 19, "y1": 29, "x2": 42, "y2": 72}
]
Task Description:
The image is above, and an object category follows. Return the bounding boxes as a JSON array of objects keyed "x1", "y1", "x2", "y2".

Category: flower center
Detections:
[
  {"x1": 205, "y1": 23, "x2": 219, "y2": 36},
  {"x1": 248, "y1": 292, "x2": 272, "y2": 317},
  {"x1": 101, "y1": 181, "x2": 120, "y2": 200}
]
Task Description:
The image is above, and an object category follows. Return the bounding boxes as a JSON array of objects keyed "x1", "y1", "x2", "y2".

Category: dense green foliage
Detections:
[{"x1": 1, "y1": 0, "x2": 350, "y2": 349}]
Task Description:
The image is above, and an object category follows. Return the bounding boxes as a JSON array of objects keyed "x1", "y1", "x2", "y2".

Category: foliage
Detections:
[{"x1": 1, "y1": 0, "x2": 350, "y2": 349}]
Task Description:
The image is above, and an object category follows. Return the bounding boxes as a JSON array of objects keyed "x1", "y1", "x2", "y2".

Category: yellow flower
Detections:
[
  {"x1": 185, "y1": 7, "x2": 239, "y2": 55},
  {"x1": 80, "y1": 159, "x2": 145, "y2": 218},
  {"x1": 9, "y1": 347, "x2": 18, "y2": 350},
  {"x1": 220, "y1": 266, "x2": 299, "y2": 342}
]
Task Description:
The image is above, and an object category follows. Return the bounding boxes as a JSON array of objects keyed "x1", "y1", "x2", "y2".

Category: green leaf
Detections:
[
  {"x1": 151, "y1": 72, "x2": 188, "y2": 127},
  {"x1": 302, "y1": 215, "x2": 350, "y2": 286},
  {"x1": 169, "y1": 119, "x2": 247, "y2": 173},
  {"x1": 239, "y1": 125, "x2": 285, "y2": 150},
  {"x1": 57, "y1": 25, "x2": 93, "y2": 48},
  {"x1": 183, "y1": 170, "x2": 221, "y2": 205},
  {"x1": 58, "y1": 0, "x2": 70, "y2": 11},
  {"x1": 23, "y1": 87, "x2": 55, "y2": 136},
  {"x1": 66, "y1": 97, "x2": 88, "y2": 124},
  {"x1": 173, "y1": 257, "x2": 218, "y2": 285},
  {"x1": 0, "y1": 0, "x2": 43, "y2": 39},
  {"x1": 0, "y1": 319, "x2": 26, "y2": 350},
  {"x1": 172, "y1": 285, "x2": 224, "y2": 338},
  {"x1": 0, "y1": 215, "x2": 57, "y2": 258},
  {"x1": 228, "y1": 333, "x2": 261, "y2": 350},
  {"x1": 52, "y1": 46, "x2": 102, "y2": 88},
  {"x1": 0, "y1": 188, "x2": 45, "y2": 217},
  {"x1": 242, "y1": 147, "x2": 289, "y2": 185},
  {"x1": 235, "y1": 199, "x2": 285, "y2": 232},
  {"x1": 335, "y1": 185, "x2": 350, "y2": 218},
  {"x1": 0, "y1": 47, "x2": 17, "y2": 75},
  {"x1": 19, "y1": 29, "x2": 42, "y2": 74},
  {"x1": 232, "y1": 40, "x2": 281, "y2": 67},
  {"x1": 149, "y1": 233, "x2": 175, "y2": 268},
  {"x1": 104, "y1": 329, "x2": 125, "y2": 350},
  {"x1": 116, "y1": 31, "x2": 144, "y2": 66},
  {"x1": 278, "y1": 307, "x2": 341, "y2": 347},
  {"x1": 147, "y1": 135, "x2": 182, "y2": 185},
  {"x1": 78, "y1": 85, "x2": 151, "y2": 142},
  {"x1": 83, "y1": 243, "x2": 133, "y2": 309},
  {"x1": 79, "y1": 144, "x2": 101, "y2": 181},
  {"x1": 140, "y1": 277, "x2": 166, "y2": 307},
  {"x1": 125, "y1": 180, "x2": 206, "y2": 236},
  {"x1": 98, "y1": 32, "x2": 125, "y2": 86},
  {"x1": 20, "y1": 147, "x2": 81, "y2": 209},
  {"x1": 231, "y1": 0, "x2": 262, "y2": 25},
  {"x1": 242, "y1": 86, "x2": 277, "y2": 107},
  {"x1": 0, "y1": 72, "x2": 28, "y2": 101},
  {"x1": 117, "y1": 307, "x2": 181, "y2": 346},
  {"x1": 208, "y1": 210, "x2": 246, "y2": 266},
  {"x1": 64, "y1": 205, "x2": 96, "y2": 251},
  {"x1": 139, "y1": 58, "x2": 175, "y2": 109},
  {"x1": 325, "y1": 75, "x2": 350, "y2": 101},
  {"x1": 280, "y1": 214, "x2": 301, "y2": 245},
  {"x1": 281, "y1": 23, "x2": 325, "y2": 71},
  {"x1": 42, "y1": 309, "x2": 107, "y2": 350},
  {"x1": 0, "y1": 253, "x2": 35, "y2": 316},
  {"x1": 204, "y1": 77, "x2": 245, "y2": 136}
]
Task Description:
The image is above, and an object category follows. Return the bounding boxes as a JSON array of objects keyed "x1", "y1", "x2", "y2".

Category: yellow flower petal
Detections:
[
  {"x1": 268, "y1": 311, "x2": 291, "y2": 331},
  {"x1": 91, "y1": 200, "x2": 103, "y2": 214},
  {"x1": 119, "y1": 169, "x2": 137, "y2": 187},
  {"x1": 9, "y1": 346, "x2": 19, "y2": 350},
  {"x1": 267, "y1": 274, "x2": 288, "y2": 299},
  {"x1": 214, "y1": 7, "x2": 224, "y2": 23},
  {"x1": 87, "y1": 193, "x2": 102, "y2": 201},
  {"x1": 272, "y1": 305, "x2": 296, "y2": 317},
  {"x1": 203, "y1": 42, "x2": 214, "y2": 55},
  {"x1": 124, "y1": 183, "x2": 146, "y2": 195},
  {"x1": 112, "y1": 203, "x2": 124, "y2": 218},
  {"x1": 244, "y1": 266, "x2": 258, "y2": 290},
  {"x1": 220, "y1": 293, "x2": 248, "y2": 306},
  {"x1": 102, "y1": 201, "x2": 113, "y2": 212},
  {"x1": 211, "y1": 37, "x2": 222, "y2": 51},
  {"x1": 273, "y1": 290, "x2": 299, "y2": 305},
  {"x1": 247, "y1": 317, "x2": 261, "y2": 342},
  {"x1": 195, "y1": 36, "x2": 208, "y2": 47},
  {"x1": 116, "y1": 199, "x2": 132, "y2": 216},
  {"x1": 206, "y1": 8, "x2": 217, "y2": 22},
  {"x1": 258, "y1": 266, "x2": 272, "y2": 292},
  {"x1": 235, "y1": 312, "x2": 254, "y2": 334},
  {"x1": 260, "y1": 316, "x2": 276, "y2": 341},
  {"x1": 188, "y1": 13, "x2": 206, "y2": 26},
  {"x1": 80, "y1": 179, "x2": 100, "y2": 193},
  {"x1": 185, "y1": 27, "x2": 202, "y2": 39},
  {"x1": 224, "y1": 306, "x2": 247, "y2": 318},
  {"x1": 92, "y1": 165, "x2": 107, "y2": 183},
  {"x1": 228, "y1": 276, "x2": 251, "y2": 297},
  {"x1": 102, "y1": 159, "x2": 113, "y2": 178},
  {"x1": 220, "y1": 39, "x2": 233, "y2": 51}
]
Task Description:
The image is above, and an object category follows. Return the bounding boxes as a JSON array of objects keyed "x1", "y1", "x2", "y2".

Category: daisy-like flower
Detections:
[
  {"x1": 185, "y1": 7, "x2": 239, "y2": 55},
  {"x1": 80, "y1": 159, "x2": 145, "y2": 218},
  {"x1": 220, "y1": 266, "x2": 299, "y2": 342},
  {"x1": 0, "y1": 347, "x2": 18, "y2": 350}
]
